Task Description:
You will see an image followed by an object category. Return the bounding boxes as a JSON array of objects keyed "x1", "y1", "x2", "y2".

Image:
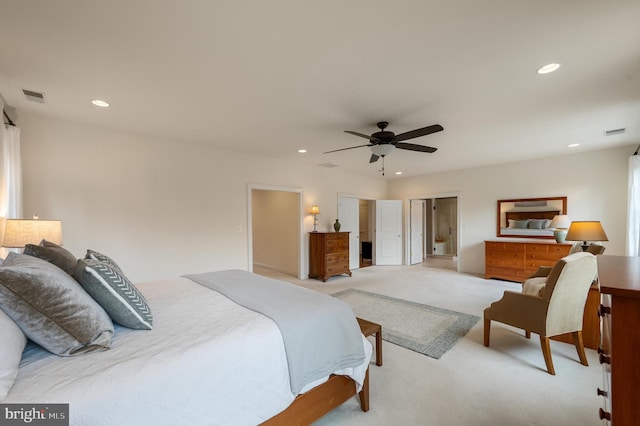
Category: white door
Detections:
[
  {"x1": 338, "y1": 196, "x2": 360, "y2": 270},
  {"x1": 410, "y1": 199, "x2": 425, "y2": 264},
  {"x1": 375, "y1": 200, "x2": 402, "y2": 265}
]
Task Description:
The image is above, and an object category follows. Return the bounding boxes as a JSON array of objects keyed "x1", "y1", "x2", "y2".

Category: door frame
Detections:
[
  {"x1": 247, "y1": 183, "x2": 305, "y2": 280},
  {"x1": 338, "y1": 193, "x2": 377, "y2": 267},
  {"x1": 405, "y1": 191, "x2": 461, "y2": 269}
]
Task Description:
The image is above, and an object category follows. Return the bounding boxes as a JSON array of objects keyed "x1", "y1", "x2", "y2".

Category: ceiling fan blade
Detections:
[
  {"x1": 344, "y1": 130, "x2": 381, "y2": 142},
  {"x1": 395, "y1": 142, "x2": 438, "y2": 153},
  {"x1": 323, "y1": 144, "x2": 371, "y2": 154},
  {"x1": 369, "y1": 154, "x2": 380, "y2": 163},
  {"x1": 394, "y1": 124, "x2": 444, "y2": 142}
]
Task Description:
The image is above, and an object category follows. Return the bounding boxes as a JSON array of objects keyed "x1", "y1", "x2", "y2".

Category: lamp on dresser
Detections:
[
  {"x1": 1, "y1": 218, "x2": 63, "y2": 249},
  {"x1": 565, "y1": 221, "x2": 608, "y2": 252},
  {"x1": 549, "y1": 214, "x2": 572, "y2": 243},
  {"x1": 310, "y1": 205, "x2": 320, "y2": 232}
]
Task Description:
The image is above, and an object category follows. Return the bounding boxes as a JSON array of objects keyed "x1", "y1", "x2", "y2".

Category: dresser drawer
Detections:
[
  {"x1": 485, "y1": 266, "x2": 527, "y2": 281},
  {"x1": 326, "y1": 253, "x2": 349, "y2": 265},
  {"x1": 326, "y1": 239, "x2": 348, "y2": 254}
]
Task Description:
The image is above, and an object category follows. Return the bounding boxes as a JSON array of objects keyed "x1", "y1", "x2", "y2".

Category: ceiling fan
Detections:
[{"x1": 324, "y1": 122, "x2": 443, "y2": 174}]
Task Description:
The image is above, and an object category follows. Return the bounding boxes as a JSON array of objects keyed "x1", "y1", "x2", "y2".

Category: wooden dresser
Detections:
[
  {"x1": 309, "y1": 232, "x2": 351, "y2": 282},
  {"x1": 485, "y1": 239, "x2": 572, "y2": 282},
  {"x1": 596, "y1": 255, "x2": 640, "y2": 425}
]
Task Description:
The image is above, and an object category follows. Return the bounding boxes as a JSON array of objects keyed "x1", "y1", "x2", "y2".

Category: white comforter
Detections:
[{"x1": 5, "y1": 277, "x2": 372, "y2": 425}]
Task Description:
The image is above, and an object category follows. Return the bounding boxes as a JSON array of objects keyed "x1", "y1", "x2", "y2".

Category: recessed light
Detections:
[
  {"x1": 298, "y1": 149, "x2": 307, "y2": 153},
  {"x1": 395, "y1": 171, "x2": 403, "y2": 175},
  {"x1": 568, "y1": 143, "x2": 580, "y2": 148},
  {"x1": 537, "y1": 63, "x2": 561, "y2": 75},
  {"x1": 91, "y1": 99, "x2": 110, "y2": 107}
]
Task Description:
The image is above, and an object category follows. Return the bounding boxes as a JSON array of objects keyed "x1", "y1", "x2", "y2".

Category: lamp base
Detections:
[
  {"x1": 553, "y1": 229, "x2": 568, "y2": 243},
  {"x1": 580, "y1": 241, "x2": 589, "y2": 251}
]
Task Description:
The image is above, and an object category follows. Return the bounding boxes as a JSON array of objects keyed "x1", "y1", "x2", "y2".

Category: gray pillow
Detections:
[
  {"x1": 0, "y1": 253, "x2": 114, "y2": 356},
  {"x1": 0, "y1": 308, "x2": 27, "y2": 400},
  {"x1": 23, "y1": 240, "x2": 77, "y2": 275},
  {"x1": 527, "y1": 219, "x2": 549, "y2": 229},
  {"x1": 85, "y1": 249, "x2": 122, "y2": 272},
  {"x1": 508, "y1": 219, "x2": 530, "y2": 229},
  {"x1": 75, "y1": 259, "x2": 153, "y2": 330}
]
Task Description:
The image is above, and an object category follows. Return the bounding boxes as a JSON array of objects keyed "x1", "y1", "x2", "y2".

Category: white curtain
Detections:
[
  {"x1": 1, "y1": 99, "x2": 23, "y2": 257},
  {"x1": 626, "y1": 154, "x2": 640, "y2": 256}
]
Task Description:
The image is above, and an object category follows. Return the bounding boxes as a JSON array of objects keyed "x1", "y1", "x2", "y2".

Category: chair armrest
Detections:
[
  {"x1": 486, "y1": 291, "x2": 548, "y2": 334},
  {"x1": 527, "y1": 266, "x2": 552, "y2": 279}
]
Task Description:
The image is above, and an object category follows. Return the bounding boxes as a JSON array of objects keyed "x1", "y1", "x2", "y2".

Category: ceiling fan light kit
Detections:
[{"x1": 324, "y1": 121, "x2": 444, "y2": 175}]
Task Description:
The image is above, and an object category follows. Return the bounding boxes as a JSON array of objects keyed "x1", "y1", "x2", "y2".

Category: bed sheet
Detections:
[{"x1": 5, "y1": 277, "x2": 371, "y2": 425}]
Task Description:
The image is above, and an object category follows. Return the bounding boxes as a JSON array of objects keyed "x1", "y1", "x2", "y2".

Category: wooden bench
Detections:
[{"x1": 356, "y1": 317, "x2": 382, "y2": 366}]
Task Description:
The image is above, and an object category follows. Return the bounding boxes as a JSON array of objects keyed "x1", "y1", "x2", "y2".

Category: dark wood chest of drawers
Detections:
[{"x1": 309, "y1": 232, "x2": 351, "y2": 282}]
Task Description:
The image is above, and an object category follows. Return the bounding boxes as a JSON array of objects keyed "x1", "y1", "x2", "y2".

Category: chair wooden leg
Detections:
[
  {"x1": 525, "y1": 330, "x2": 531, "y2": 339},
  {"x1": 484, "y1": 319, "x2": 491, "y2": 347},
  {"x1": 572, "y1": 331, "x2": 589, "y2": 366},
  {"x1": 539, "y1": 336, "x2": 555, "y2": 375}
]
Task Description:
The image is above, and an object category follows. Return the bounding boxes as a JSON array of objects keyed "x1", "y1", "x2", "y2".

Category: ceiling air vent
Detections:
[
  {"x1": 605, "y1": 128, "x2": 626, "y2": 136},
  {"x1": 22, "y1": 89, "x2": 46, "y2": 104}
]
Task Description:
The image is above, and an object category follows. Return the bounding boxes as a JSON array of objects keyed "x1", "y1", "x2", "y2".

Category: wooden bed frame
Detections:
[{"x1": 262, "y1": 369, "x2": 369, "y2": 425}]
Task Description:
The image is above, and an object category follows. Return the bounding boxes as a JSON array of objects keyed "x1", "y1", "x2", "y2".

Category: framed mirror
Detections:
[{"x1": 497, "y1": 196, "x2": 567, "y2": 238}]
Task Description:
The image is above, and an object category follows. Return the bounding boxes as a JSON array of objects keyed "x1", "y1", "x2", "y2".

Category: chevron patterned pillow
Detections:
[
  {"x1": 74, "y1": 259, "x2": 153, "y2": 330},
  {"x1": 85, "y1": 249, "x2": 122, "y2": 272}
]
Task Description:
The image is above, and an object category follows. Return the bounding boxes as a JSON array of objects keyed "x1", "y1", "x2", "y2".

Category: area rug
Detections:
[{"x1": 333, "y1": 288, "x2": 480, "y2": 359}]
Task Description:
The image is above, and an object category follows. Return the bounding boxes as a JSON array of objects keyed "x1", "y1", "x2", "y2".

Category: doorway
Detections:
[
  {"x1": 248, "y1": 185, "x2": 303, "y2": 279},
  {"x1": 408, "y1": 194, "x2": 459, "y2": 271}
]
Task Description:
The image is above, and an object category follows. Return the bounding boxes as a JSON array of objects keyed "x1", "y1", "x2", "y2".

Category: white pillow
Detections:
[{"x1": 0, "y1": 308, "x2": 27, "y2": 400}]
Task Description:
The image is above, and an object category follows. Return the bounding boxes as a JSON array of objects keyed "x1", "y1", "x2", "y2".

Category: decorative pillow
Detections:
[
  {"x1": 75, "y1": 259, "x2": 153, "y2": 330},
  {"x1": 0, "y1": 253, "x2": 113, "y2": 356},
  {"x1": 85, "y1": 249, "x2": 122, "y2": 272},
  {"x1": 23, "y1": 240, "x2": 77, "y2": 275},
  {"x1": 527, "y1": 219, "x2": 549, "y2": 230},
  {"x1": 508, "y1": 219, "x2": 530, "y2": 229},
  {"x1": 522, "y1": 277, "x2": 546, "y2": 297},
  {"x1": 0, "y1": 308, "x2": 27, "y2": 400}
]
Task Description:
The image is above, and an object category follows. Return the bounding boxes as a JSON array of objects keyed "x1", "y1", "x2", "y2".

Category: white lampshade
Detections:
[
  {"x1": 310, "y1": 205, "x2": 320, "y2": 215},
  {"x1": 549, "y1": 215, "x2": 571, "y2": 229},
  {"x1": 1, "y1": 219, "x2": 63, "y2": 248}
]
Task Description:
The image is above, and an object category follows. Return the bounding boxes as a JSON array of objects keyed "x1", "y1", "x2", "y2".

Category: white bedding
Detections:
[
  {"x1": 4, "y1": 277, "x2": 372, "y2": 425},
  {"x1": 500, "y1": 228, "x2": 555, "y2": 237}
]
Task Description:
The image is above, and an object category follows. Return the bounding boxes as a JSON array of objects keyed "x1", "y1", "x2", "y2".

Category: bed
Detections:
[
  {"x1": 0, "y1": 249, "x2": 372, "y2": 425},
  {"x1": 498, "y1": 209, "x2": 559, "y2": 238}
]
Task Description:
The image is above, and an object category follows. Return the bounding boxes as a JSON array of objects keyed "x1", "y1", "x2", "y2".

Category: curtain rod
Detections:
[{"x1": 3, "y1": 109, "x2": 15, "y2": 126}]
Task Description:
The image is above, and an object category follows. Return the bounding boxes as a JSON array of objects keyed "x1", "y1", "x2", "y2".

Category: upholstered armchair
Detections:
[{"x1": 483, "y1": 252, "x2": 598, "y2": 375}]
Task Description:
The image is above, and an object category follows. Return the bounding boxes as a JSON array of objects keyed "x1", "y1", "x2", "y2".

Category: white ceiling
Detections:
[{"x1": 1, "y1": 0, "x2": 639, "y2": 178}]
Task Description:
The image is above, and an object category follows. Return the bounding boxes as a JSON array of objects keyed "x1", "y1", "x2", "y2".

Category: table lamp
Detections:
[
  {"x1": 565, "y1": 221, "x2": 608, "y2": 251},
  {"x1": 310, "y1": 206, "x2": 320, "y2": 232},
  {"x1": 549, "y1": 215, "x2": 572, "y2": 243},
  {"x1": 1, "y1": 218, "x2": 63, "y2": 248}
]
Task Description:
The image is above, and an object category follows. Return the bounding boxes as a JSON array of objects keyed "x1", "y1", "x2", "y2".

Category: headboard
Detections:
[{"x1": 505, "y1": 210, "x2": 559, "y2": 222}]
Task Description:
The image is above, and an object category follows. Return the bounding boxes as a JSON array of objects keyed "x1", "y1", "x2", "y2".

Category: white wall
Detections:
[
  {"x1": 19, "y1": 113, "x2": 387, "y2": 282},
  {"x1": 388, "y1": 145, "x2": 634, "y2": 275},
  {"x1": 251, "y1": 189, "x2": 299, "y2": 275}
]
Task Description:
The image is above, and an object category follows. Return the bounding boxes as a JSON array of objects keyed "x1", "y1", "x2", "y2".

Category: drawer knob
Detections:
[
  {"x1": 599, "y1": 408, "x2": 612, "y2": 421},
  {"x1": 599, "y1": 353, "x2": 611, "y2": 365},
  {"x1": 597, "y1": 388, "x2": 608, "y2": 397},
  {"x1": 598, "y1": 305, "x2": 611, "y2": 317}
]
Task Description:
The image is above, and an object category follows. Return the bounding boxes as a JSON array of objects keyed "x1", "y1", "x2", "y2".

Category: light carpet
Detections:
[
  {"x1": 333, "y1": 288, "x2": 479, "y2": 359},
  {"x1": 255, "y1": 265, "x2": 603, "y2": 426}
]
